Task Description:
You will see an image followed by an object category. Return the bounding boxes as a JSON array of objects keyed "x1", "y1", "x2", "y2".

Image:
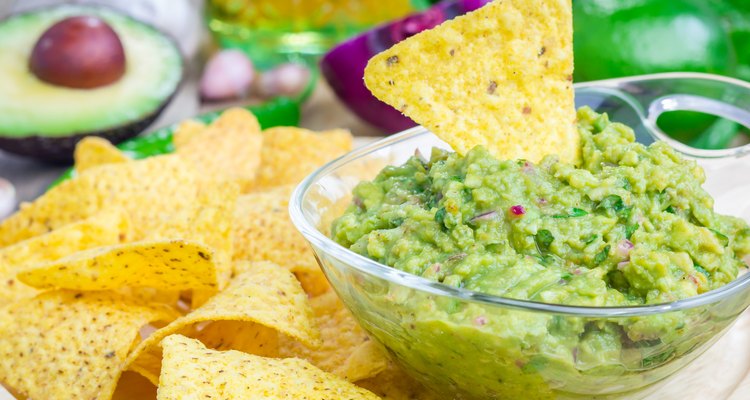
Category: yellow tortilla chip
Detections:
[
  {"x1": 176, "y1": 108, "x2": 263, "y2": 192},
  {"x1": 127, "y1": 261, "x2": 319, "y2": 382},
  {"x1": 232, "y1": 186, "x2": 330, "y2": 295},
  {"x1": 279, "y1": 291, "x2": 389, "y2": 382},
  {"x1": 112, "y1": 371, "x2": 157, "y2": 400},
  {"x1": 364, "y1": 0, "x2": 578, "y2": 163},
  {"x1": 357, "y1": 362, "x2": 438, "y2": 400},
  {"x1": 116, "y1": 287, "x2": 181, "y2": 308},
  {"x1": 74, "y1": 136, "x2": 131, "y2": 173},
  {"x1": 0, "y1": 290, "x2": 177, "y2": 400},
  {"x1": 158, "y1": 335, "x2": 380, "y2": 400},
  {"x1": 0, "y1": 155, "x2": 198, "y2": 246},
  {"x1": 0, "y1": 209, "x2": 130, "y2": 307},
  {"x1": 17, "y1": 240, "x2": 220, "y2": 291},
  {"x1": 171, "y1": 119, "x2": 206, "y2": 149},
  {"x1": 255, "y1": 127, "x2": 352, "y2": 189}
]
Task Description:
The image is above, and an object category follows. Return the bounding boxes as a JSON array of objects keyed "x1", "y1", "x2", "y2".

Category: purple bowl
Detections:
[{"x1": 320, "y1": 0, "x2": 491, "y2": 133}]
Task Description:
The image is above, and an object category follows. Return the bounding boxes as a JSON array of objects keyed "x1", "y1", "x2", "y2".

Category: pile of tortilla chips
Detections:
[
  {"x1": 0, "y1": 107, "x2": 431, "y2": 399},
  {"x1": 0, "y1": 0, "x2": 578, "y2": 397}
]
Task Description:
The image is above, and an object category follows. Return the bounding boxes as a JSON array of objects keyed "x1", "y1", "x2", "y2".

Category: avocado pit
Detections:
[{"x1": 29, "y1": 15, "x2": 125, "y2": 89}]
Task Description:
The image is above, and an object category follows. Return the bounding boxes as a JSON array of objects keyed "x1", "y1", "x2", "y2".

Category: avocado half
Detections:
[{"x1": 0, "y1": 5, "x2": 183, "y2": 162}]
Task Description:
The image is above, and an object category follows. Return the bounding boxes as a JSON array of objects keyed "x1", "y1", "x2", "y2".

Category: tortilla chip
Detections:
[
  {"x1": 74, "y1": 136, "x2": 131, "y2": 173},
  {"x1": 364, "y1": 0, "x2": 578, "y2": 163},
  {"x1": 279, "y1": 291, "x2": 389, "y2": 382},
  {"x1": 0, "y1": 209, "x2": 130, "y2": 307},
  {"x1": 0, "y1": 290, "x2": 177, "y2": 400},
  {"x1": 116, "y1": 287, "x2": 181, "y2": 308},
  {"x1": 112, "y1": 371, "x2": 157, "y2": 400},
  {"x1": 255, "y1": 127, "x2": 352, "y2": 189},
  {"x1": 357, "y1": 361, "x2": 438, "y2": 400},
  {"x1": 158, "y1": 335, "x2": 380, "y2": 400},
  {"x1": 176, "y1": 108, "x2": 263, "y2": 192},
  {"x1": 17, "y1": 240, "x2": 219, "y2": 291},
  {"x1": 127, "y1": 261, "x2": 319, "y2": 382},
  {"x1": 171, "y1": 120, "x2": 206, "y2": 149},
  {"x1": 0, "y1": 155, "x2": 198, "y2": 246},
  {"x1": 232, "y1": 186, "x2": 330, "y2": 295}
]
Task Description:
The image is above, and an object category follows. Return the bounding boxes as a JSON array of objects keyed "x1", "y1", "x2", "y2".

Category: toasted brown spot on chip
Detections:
[
  {"x1": 386, "y1": 55, "x2": 399, "y2": 66},
  {"x1": 487, "y1": 80, "x2": 497, "y2": 94}
]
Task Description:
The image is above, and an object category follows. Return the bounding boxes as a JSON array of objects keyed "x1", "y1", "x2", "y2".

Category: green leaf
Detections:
[
  {"x1": 597, "y1": 195, "x2": 624, "y2": 213},
  {"x1": 626, "y1": 223, "x2": 639, "y2": 240},
  {"x1": 694, "y1": 264, "x2": 710, "y2": 278},
  {"x1": 434, "y1": 207, "x2": 447, "y2": 225},
  {"x1": 535, "y1": 229, "x2": 555, "y2": 255},
  {"x1": 594, "y1": 245, "x2": 610, "y2": 265},
  {"x1": 582, "y1": 234, "x2": 598, "y2": 244},
  {"x1": 553, "y1": 208, "x2": 589, "y2": 218},
  {"x1": 708, "y1": 228, "x2": 729, "y2": 247}
]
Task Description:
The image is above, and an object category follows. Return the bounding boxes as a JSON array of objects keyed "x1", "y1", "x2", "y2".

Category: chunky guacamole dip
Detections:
[{"x1": 331, "y1": 107, "x2": 750, "y2": 398}]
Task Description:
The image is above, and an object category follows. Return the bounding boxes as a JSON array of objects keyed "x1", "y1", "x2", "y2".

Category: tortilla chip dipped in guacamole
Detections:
[{"x1": 365, "y1": 0, "x2": 578, "y2": 163}]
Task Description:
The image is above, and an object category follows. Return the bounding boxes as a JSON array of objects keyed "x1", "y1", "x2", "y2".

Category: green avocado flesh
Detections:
[
  {"x1": 0, "y1": 6, "x2": 182, "y2": 138},
  {"x1": 332, "y1": 107, "x2": 750, "y2": 398}
]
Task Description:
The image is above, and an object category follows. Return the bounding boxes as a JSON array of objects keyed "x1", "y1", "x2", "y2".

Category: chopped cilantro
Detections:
[
  {"x1": 694, "y1": 264, "x2": 710, "y2": 278},
  {"x1": 434, "y1": 207, "x2": 447, "y2": 225},
  {"x1": 597, "y1": 195, "x2": 624, "y2": 213},
  {"x1": 665, "y1": 205, "x2": 676, "y2": 214},
  {"x1": 582, "y1": 234, "x2": 598, "y2": 244},
  {"x1": 561, "y1": 272, "x2": 573, "y2": 282},
  {"x1": 708, "y1": 228, "x2": 729, "y2": 247},
  {"x1": 594, "y1": 245, "x2": 610, "y2": 265},
  {"x1": 535, "y1": 229, "x2": 555, "y2": 255},
  {"x1": 626, "y1": 223, "x2": 639, "y2": 240},
  {"x1": 553, "y1": 208, "x2": 589, "y2": 219}
]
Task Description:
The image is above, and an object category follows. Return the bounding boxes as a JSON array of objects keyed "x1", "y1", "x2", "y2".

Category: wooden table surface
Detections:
[{"x1": 1, "y1": 78, "x2": 749, "y2": 399}]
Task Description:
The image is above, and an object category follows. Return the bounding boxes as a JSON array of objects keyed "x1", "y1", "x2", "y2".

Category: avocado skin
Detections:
[{"x1": 0, "y1": 98, "x2": 171, "y2": 164}]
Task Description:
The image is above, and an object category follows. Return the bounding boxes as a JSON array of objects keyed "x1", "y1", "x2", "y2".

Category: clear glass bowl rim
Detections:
[{"x1": 290, "y1": 73, "x2": 750, "y2": 318}]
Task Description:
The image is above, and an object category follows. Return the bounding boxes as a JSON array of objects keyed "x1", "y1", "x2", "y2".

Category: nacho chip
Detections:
[
  {"x1": 17, "y1": 240, "x2": 219, "y2": 291},
  {"x1": 232, "y1": 186, "x2": 330, "y2": 295},
  {"x1": 0, "y1": 290, "x2": 177, "y2": 400},
  {"x1": 176, "y1": 108, "x2": 263, "y2": 192},
  {"x1": 112, "y1": 371, "x2": 157, "y2": 400},
  {"x1": 171, "y1": 119, "x2": 206, "y2": 149},
  {"x1": 0, "y1": 155, "x2": 198, "y2": 246},
  {"x1": 127, "y1": 261, "x2": 319, "y2": 382},
  {"x1": 364, "y1": 0, "x2": 578, "y2": 163},
  {"x1": 279, "y1": 291, "x2": 389, "y2": 382},
  {"x1": 255, "y1": 127, "x2": 352, "y2": 189},
  {"x1": 0, "y1": 209, "x2": 130, "y2": 307},
  {"x1": 357, "y1": 361, "x2": 438, "y2": 400},
  {"x1": 158, "y1": 335, "x2": 380, "y2": 400},
  {"x1": 74, "y1": 136, "x2": 131, "y2": 173}
]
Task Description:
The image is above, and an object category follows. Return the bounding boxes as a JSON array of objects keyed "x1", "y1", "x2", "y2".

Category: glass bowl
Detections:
[{"x1": 290, "y1": 73, "x2": 750, "y2": 399}]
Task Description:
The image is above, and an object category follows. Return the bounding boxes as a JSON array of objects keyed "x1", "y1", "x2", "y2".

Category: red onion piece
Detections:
[
  {"x1": 473, "y1": 316, "x2": 488, "y2": 326},
  {"x1": 537, "y1": 198, "x2": 548, "y2": 206},
  {"x1": 522, "y1": 161, "x2": 534, "y2": 174},
  {"x1": 510, "y1": 205, "x2": 525, "y2": 216},
  {"x1": 200, "y1": 50, "x2": 255, "y2": 101},
  {"x1": 615, "y1": 239, "x2": 634, "y2": 258},
  {"x1": 258, "y1": 63, "x2": 310, "y2": 98},
  {"x1": 617, "y1": 261, "x2": 630, "y2": 270}
]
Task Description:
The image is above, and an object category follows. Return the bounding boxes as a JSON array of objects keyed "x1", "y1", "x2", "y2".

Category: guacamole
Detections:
[{"x1": 331, "y1": 107, "x2": 750, "y2": 398}]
